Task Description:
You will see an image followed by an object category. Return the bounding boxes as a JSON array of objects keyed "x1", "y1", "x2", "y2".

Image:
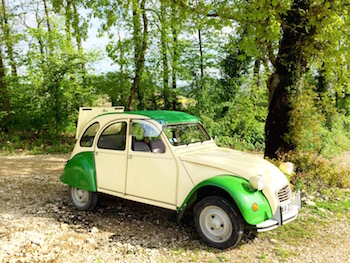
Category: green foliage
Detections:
[
  {"x1": 0, "y1": 0, "x2": 350, "y2": 164},
  {"x1": 10, "y1": 40, "x2": 97, "y2": 136},
  {"x1": 218, "y1": 38, "x2": 253, "y2": 101},
  {"x1": 188, "y1": 76, "x2": 268, "y2": 152},
  {"x1": 0, "y1": 131, "x2": 74, "y2": 155},
  {"x1": 283, "y1": 79, "x2": 350, "y2": 191},
  {"x1": 279, "y1": 151, "x2": 350, "y2": 193},
  {"x1": 287, "y1": 80, "x2": 350, "y2": 158},
  {"x1": 0, "y1": 0, "x2": 101, "y2": 150},
  {"x1": 92, "y1": 71, "x2": 131, "y2": 108}
]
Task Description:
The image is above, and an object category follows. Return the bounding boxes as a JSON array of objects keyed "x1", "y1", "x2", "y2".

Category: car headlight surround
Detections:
[
  {"x1": 249, "y1": 175, "x2": 265, "y2": 191},
  {"x1": 279, "y1": 162, "x2": 294, "y2": 175}
]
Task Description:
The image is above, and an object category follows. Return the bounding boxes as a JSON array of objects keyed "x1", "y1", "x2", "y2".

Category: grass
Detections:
[
  {"x1": 0, "y1": 131, "x2": 75, "y2": 155},
  {"x1": 171, "y1": 248, "x2": 185, "y2": 255},
  {"x1": 259, "y1": 209, "x2": 319, "y2": 245},
  {"x1": 256, "y1": 186, "x2": 350, "y2": 262},
  {"x1": 275, "y1": 247, "x2": 292, "y2": 259},
  {"x1": 216, "y1": 255, "x2": 229, "y2": 262}
]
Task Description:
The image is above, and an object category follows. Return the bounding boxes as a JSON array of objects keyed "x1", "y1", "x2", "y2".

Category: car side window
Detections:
[
  {"x1": 80, "y1": 122, "x2": 100, "y2": 147},
  {"x1": 97, "y1": 122, "x2": 127, "y2": 151},
  {"x1": 131, "y1": 121, "x2": 166, "y2": 153}
]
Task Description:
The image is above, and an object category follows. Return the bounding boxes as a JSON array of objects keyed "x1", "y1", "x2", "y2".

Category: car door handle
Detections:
[
  {"x1": 95, "y1": 151, "x2": 98, "y2": 155},
  {"x1": 128, "y1": 155, "x2": 132, "y2": 159}
]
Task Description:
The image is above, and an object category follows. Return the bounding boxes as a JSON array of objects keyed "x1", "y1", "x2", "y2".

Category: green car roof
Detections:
[
  {"x1": 128, "y1": 110, "x2": 200, "y2": 124},
  {"x1": 96, "y1": 110, "x2": 200, "y2": 124}
]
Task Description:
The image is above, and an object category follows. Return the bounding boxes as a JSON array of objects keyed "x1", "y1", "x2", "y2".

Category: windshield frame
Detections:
[{"x1": 164, "y1": 122, "x2": 211, "y2": 147}]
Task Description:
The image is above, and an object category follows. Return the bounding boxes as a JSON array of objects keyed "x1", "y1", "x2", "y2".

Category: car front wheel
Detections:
[
  {"x1": 194, "y1": 196, "x2": 244, "y2": 249},
  {"x1": 69, "y1": 186, "x2": 98, "y2": 211}
]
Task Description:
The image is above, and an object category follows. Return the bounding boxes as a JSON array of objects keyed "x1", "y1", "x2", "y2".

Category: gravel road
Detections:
[{"x1": 0, "y1": 155, "x2": 349, "y2": 262}]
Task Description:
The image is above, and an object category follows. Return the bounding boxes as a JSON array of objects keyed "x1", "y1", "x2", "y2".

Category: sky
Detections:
[
  {"x1": 12, "y1": 1, "x2": 232, "y2": 76},
  {"x1": 13, "y1": 3, "x2": 118, "y2": 74},
  {"x1": 79, "y1": 9, "x2": 119, "y2": 73}
]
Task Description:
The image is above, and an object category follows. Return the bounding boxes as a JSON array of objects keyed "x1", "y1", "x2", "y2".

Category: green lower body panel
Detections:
[
  {"x1": 180, "y1": 175, "x2": 272, "y2": 226},
  {"x1": 60, "y1": 152, "x2": 97, "y2": 192}
]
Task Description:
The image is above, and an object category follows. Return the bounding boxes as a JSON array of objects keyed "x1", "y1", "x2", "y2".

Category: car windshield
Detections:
[{"x1": 164, "y1": 123, "x2": 211, "y2": 146}]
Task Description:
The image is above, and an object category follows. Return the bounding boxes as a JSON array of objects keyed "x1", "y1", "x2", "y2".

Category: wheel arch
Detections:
[
  {"x1": 177, "y1": 175, "x2": 272, "y2": 226},
  {"x1": 60, "y1": 152, "x2": 97, "y2": 192}
]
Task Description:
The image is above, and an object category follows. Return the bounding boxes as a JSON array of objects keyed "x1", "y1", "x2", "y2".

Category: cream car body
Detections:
[{"x1": 61, "y1": 107, "x2": 301, "y2": 249}]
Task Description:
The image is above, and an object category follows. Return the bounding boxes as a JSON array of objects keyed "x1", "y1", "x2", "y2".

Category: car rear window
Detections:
[{"x1": 80, "y1": 122, "x2": 100, "y2": 147}]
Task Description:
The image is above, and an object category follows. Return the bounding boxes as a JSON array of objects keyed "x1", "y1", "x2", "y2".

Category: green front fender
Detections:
[
  {"x1": 180, "y1": 176, "x2": 272, "y2": 226},
  {"x1": 60, "y1": 152, "x2": 97, "y2": 192}
]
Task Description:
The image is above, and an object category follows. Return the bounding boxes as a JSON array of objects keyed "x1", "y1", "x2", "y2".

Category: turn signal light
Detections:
[{"x1": 252, "y1": 203, "x2": 259, "y2": 212}]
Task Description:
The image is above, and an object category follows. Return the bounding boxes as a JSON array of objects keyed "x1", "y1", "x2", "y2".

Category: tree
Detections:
[
  {"x1": 159, "y1": 0, "x2": 171, "y2": 109},
  {"x1": 87, "y1": 0, "x2": 149, "y2": 111},
  {"x1": 170, "y1": 1, "x2": 180, "y2": 109},
  {"x1": 1, "y1": 0, "x2": 17, "y2": 77},
  {"x1": 219, "y1": 37, "x2": 253, "y2": 102},
  {"x1": 72, "y1": 0, "x2": 88, "y2": 86},
  {"x1": 0, "y1": 45, "x2": 10, "y2": 131},
  {"x1": 128, "y1": 0, "x2": 148, "y2": 111},
  {"x1": 175, "y1": 0, "x2": 350, "y2": 159},
  {"x1": 263, "y1": 1, "x2": 350, "y2": 158}
]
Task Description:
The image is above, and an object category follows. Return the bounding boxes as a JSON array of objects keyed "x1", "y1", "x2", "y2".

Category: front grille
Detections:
[{"x1": 277, "y1": 185, "x2": 292, "y2": 203}]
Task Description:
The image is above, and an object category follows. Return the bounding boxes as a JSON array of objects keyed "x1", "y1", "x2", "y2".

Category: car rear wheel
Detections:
[
  {"x1": 194, "y1": 196, "x2": 244, "y2": 249},
  {"x1": 69, "y1": 186, "x2": 98, "y2": 211}
]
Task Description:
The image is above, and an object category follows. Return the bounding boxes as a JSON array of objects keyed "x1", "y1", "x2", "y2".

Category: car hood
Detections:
[{"x1": 179, "y1": 146, "x2": 286, "y2": 184}]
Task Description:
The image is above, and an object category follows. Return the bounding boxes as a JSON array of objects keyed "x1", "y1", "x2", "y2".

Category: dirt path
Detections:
[{"x1": 0, "y1": 155, "x2": 349, "y2": 262}]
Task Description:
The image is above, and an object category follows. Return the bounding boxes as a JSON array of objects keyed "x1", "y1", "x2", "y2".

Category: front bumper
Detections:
[{"x1": 256, "y1": 190, "x2": 302, "y2": 232}]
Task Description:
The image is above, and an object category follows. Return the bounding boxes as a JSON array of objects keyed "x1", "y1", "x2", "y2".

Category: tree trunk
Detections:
[
  {"x1": 118, "y1": 31, "x2": 124, "y2": 73},
  {"x1": 65, "y1": 0, "x2": 72, "y2": 47},
  {"x1": 264, "y1": 0, "x2": 313, "y2": 159},
  {"x1": 265, "y1": 73, "x2": 294, "y2": 159},
  {"x1": 253, "y1": 59, "x2": 260, "y2": 82},
  {"x1": 316, "y1": 63, "x2": 328, "y2": 96},
  {"x1": 198, "y1": 28, "x2": 204, "y2": 91},
  {"x1": 1, "y1": 0, "x2": 17, "y2": 77},
  {"x1": 171, "y1": 2, "x2": 178, "y2": 110},
  {"x1": 72, "y1": 0, "x2": 87, "y2": 87},
  {"x1": 251, "y1": 58, "x2": 261, "y2": 105},
  {"x1": 42, "y1": 0, "x2": 52, "y2": 54},
  {"x1": 129, "y1": 0, "x2": 147, "y2": 111},
  {"x1": 35, "y1": 7, "x2": 45, "y2": 56},
  {"x1": 0, "y1": 46, "x2": 10, "y2": 131},
  {"x1": 43, "y1": 0, "x2": 51, "y2": 32},
  {"x1": 160, "y1": 1, "x2": 170, "y2": 109},
  {"x1": 171, "y1": 31, "x2": 178, "y2": 110}
]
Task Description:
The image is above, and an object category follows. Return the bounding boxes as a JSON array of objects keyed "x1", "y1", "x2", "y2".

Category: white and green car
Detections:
[{"x1": 61, "y1": 107, "x2": 301, "y2": 249}]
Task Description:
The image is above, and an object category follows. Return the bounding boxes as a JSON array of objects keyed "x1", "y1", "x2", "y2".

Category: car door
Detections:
[
  {"x1": 125, "y1": 120, "x2": 177, "y2": 205},
  {"x1": 94, "y1": 120, "x2": 128, "y2": 194}
]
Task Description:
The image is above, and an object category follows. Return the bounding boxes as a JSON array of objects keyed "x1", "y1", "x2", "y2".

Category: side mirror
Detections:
[{"x1": 214, "y1": 135, "x2": 217, "y2": 143}]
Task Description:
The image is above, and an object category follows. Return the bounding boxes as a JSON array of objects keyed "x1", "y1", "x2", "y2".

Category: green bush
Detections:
[
  {"x1": 0, "y1": 131, "x2": 75, "y2": 155},
  {"x1": 287, "y1": 82, "x2": 350, "y2": 158},
  {"x1": 283, "y1": 152, "x2": 350, "y2": 192},
  {"x1": 191, "y1": 79, "x2": 268, "y2": 152}
]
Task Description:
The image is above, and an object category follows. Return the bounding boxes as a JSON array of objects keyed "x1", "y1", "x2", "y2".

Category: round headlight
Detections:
[
  {"x1": 249, "y1": 175, "x2": 265, "y2": 191},
  {"x1": 279, "y1": 162, "x2": 294, "y2": 175}
]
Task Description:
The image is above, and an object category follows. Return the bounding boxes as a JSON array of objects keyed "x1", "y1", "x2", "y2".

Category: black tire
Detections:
[
  {"x1": 69, "y1": 186, "x2": 98, "y2": 211},
  {"x1": 194, "y1": 196, "x2": 244, "y2": 249}
]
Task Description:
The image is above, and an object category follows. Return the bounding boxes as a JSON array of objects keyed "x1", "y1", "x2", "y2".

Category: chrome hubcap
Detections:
[
  {"x1": 199, "y1": 205, "x2": 232, "y2": 243},
  {"x1": 72, "y1": 187, "x2": 89, "y2": 206}
]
